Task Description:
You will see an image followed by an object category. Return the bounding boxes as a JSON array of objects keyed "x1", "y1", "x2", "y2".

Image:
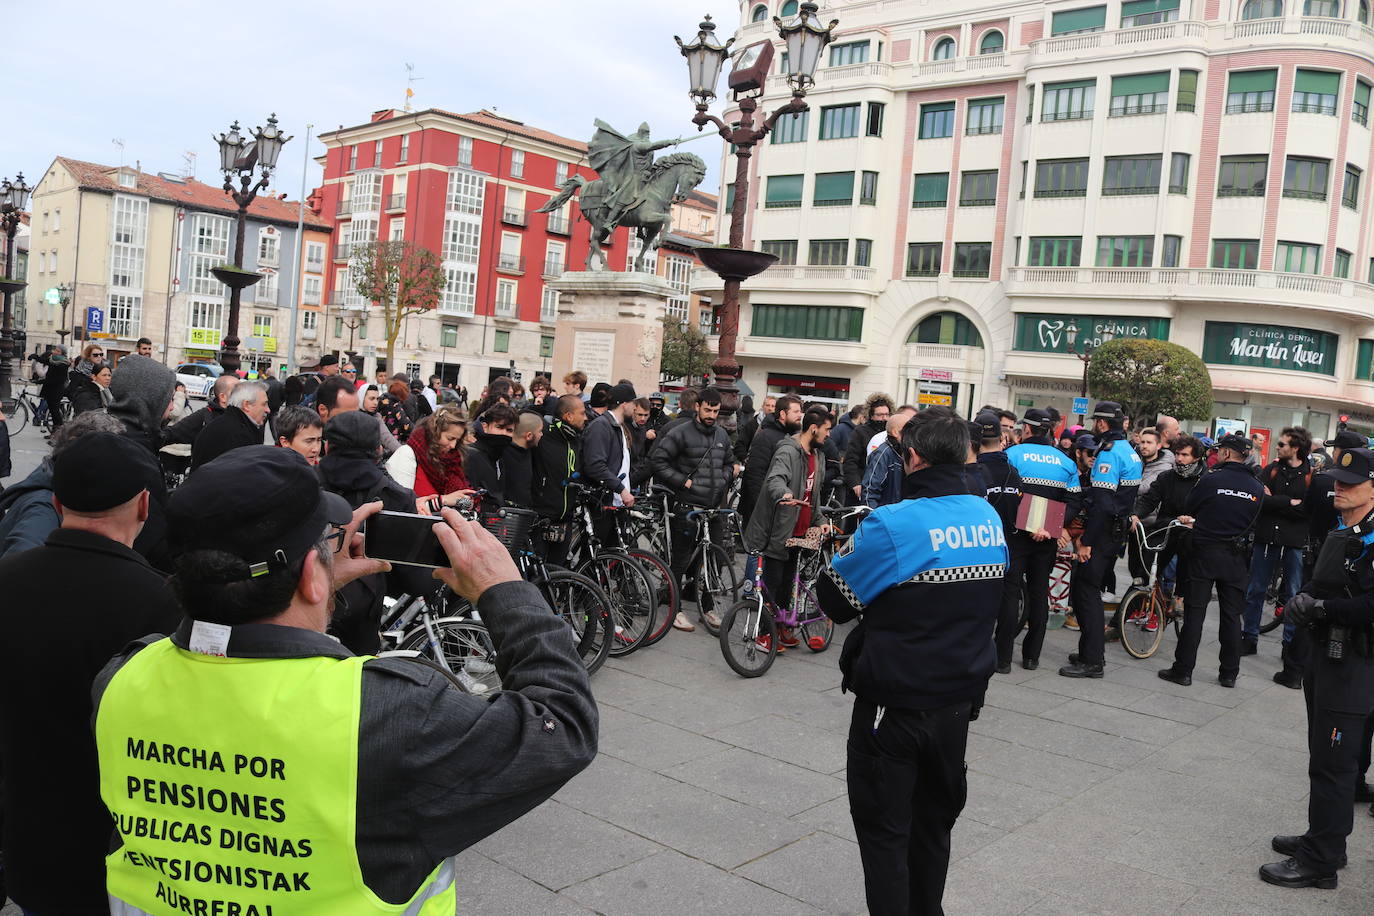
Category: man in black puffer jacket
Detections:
[
  {"x1": 465, "y1": 404, "x2": 518, "y2": 506},
  {"x1": 1241, "y1": 426, "x2": 1312, "y2": 655},
  {"x1": 739, "y1": 396, "x2": 800, "y2": 525},
  {"x1": 841, "y1": 394, "x2": 894, "y2": 504}
]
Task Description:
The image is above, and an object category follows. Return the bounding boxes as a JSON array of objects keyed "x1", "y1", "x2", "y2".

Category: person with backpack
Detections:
[{"x1": 1241, "y1": 426, "x2": 1312, "y2": 657}]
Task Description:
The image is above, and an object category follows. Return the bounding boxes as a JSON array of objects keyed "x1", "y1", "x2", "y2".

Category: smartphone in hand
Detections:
[{"x1": 364, "y1": 511, "x2": 449, "y2": 568}]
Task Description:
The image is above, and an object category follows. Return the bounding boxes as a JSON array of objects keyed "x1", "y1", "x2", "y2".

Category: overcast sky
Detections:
[{"x1": 8, "y1": 0, "x2": 744, "y2": 201}]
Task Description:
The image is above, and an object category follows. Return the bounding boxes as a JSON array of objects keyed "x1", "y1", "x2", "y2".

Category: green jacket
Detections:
[{"x1": 743, "y1": 436, "x2": 825, "y2": 561}]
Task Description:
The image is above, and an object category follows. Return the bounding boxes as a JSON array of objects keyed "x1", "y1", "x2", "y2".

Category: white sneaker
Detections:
[{"x1": 672, "y1": 612, "x2": 696, "y2": 632}]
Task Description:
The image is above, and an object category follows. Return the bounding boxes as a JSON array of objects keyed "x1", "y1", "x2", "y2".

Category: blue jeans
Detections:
[
  {"x1": 1160, "y1": 555, "x2": 1179, "y2": 596},
  {"x1": 1242, "y1": 542, "x2": 1304, "y2": 642}
]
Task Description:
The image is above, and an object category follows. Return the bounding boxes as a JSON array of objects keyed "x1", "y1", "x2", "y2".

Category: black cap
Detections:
[
  {"x1": 1331, "y1": 429, "x2": 1365, "y2": 450},
  {"x1": 318, "y1": 354, "x2": 339, "y2": 368},
  {"x1": 168, "y1": 446, "x2": 352, "y2": 579},
  {"x1": 1021, "y1": 407, "x2": 1053, "y2": 429},
  {"x1": 1330, "y1": 447, "x2": 1374, "y2": 484},
  {"x1": 53, "y1": 432, "x2": 160, "y2": 512},
  {"x1": 1216, "y1": 432, "x2": 1253, "y2": 455},
  {"x1": 973, "y1": 410, "x2": 1000, "y2": 440},
  {"x1": 608, "y1": 382, "x2": 637, "y2": 406},
  {"x1": 588, "y1": 381, "x2": 612, "y2": 409},
  {"x1": 324, "y1": 410, "x2": 380, "y2": 455},
  {"x1": 1092, "y1": 401, "x2": 1124, "y2": 421},
  {"x1": 1074, "y1": 434, "x2": 1099, "y2": 451},
  {"x1": 649, "y1": 392, "x2": 665, "y2": 402}
]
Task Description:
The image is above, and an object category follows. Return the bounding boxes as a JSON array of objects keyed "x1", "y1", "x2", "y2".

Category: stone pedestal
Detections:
[{"x1": 546, "y1": 271, "x2": 673, "y2": 395}]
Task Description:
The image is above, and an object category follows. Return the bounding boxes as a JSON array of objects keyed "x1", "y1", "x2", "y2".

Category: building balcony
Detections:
[
  {"x1": 333, "y1": 243, "x2": 352, "y2": 262},
  {"x1": 767, "y1": 60, "x2": 894, "y2": 92},
  {"x1": 303, "y1": 289, "x2": 321, "y2": 306},
  {"x1": 336, "y1": 199, "x2": 351, "y2": 218},
  {"x1": 1004, "y1": 266, "x2": 1374, "y2": 319},
  {"x1": 305, "y1": 257, "x2": 325, "y2": 273},
  {"x1": 257, "y1": 253, "x2": 280, "y2": 269},
  {"x1": 386, "y1": 193, "x2": 406, "y2": 212},
  {"x1": 497, "y1": 253, "x2": 526, "y2": 274},
  {"x1": 546, "y1": 214, "x2": 571, "y2": 235},
  {"x1": 502, "y1": 207, "x2": 527, "y2": 227},
  {"x1": 689, "y1": 264, "x2": 877, "y2": 294},
  {"x1": 543, "y1": 259, "x2": 565, "y2": 278},
  {"x1": 300, "y1": 327, "x2": 317, "y2": 340}
]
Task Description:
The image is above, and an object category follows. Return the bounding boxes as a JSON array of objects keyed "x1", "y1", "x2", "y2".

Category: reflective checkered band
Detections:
[
  {"x1": 824, "y1": 565, "x2": 865, "y2": 611},
  {"x1": 907, "y1": 563, "x2": 1006, "y2": 584},
  {"x1": 1021, "y1": 476, "x2": 1075, "y2": 490},
  {"x1": 1091, "y1": 480, "x2": 1120, "y2": 490}
]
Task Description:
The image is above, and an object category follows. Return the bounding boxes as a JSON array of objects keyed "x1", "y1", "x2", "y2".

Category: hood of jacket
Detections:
[
  {"x1": 107, "y1": 355, "x2": 176, "y2": 440},
  {"x1": 319, "y1": 452, "x2": 385, "y2": 494},
  {"x1": 0, "y1": 460, "x2": 53, "y2": 513}
]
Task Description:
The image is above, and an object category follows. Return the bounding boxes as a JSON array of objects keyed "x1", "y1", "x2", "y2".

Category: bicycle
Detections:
[
  {"x1": 1258, "y1": 559, "x2": 1291, "y2": 635},
  {"x1": 680, "y1": 506, "x2": 741, "y2": 636},
  {"x1": 2, "y1": 382, "x2": 67, "y2": 437},
  {"x1": 561, "y1": 485, "x2": 658, "y2": 657},
  {"x1": 614, "y1": 506, "x2": 680, "y2": 649},
  {"x1": 719, "y1": 537, "x2": 835, "y2": 678},
  {"x1": 378, "y1": 587, "x2": 501, "y2": 694},
  {"x1": 1118, "y1": 520, "x2": 1187, "y2": 659}
]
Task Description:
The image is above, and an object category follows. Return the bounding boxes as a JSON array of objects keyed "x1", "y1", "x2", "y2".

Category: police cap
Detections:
[
  {"x1": 1331, "y1": 428, "x2": 1365, "y2": 450},
  {"x1": 973, "y1": 410, "x2": 1001, "y2": 441},
  {"x1": 1074, "y1": 434, "x2": 1099, "y2": 451},
  {"x1": 1329, "y1": 447, "x2": 1374, "y2": 485},
  {"x1": 1216, "y1": 433, "x2": 1253, "y2": 455},
  {"x1": 1091, "y1": 401, "x2": 1124, "y2": 421},
  {"x1": 1021, "y1": 407, "x2": 1054, "y2": 429}
]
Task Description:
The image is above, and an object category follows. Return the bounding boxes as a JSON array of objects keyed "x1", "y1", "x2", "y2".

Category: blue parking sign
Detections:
[{"x1": 85, "y1": 306, "x2": 104, "y2": 332}]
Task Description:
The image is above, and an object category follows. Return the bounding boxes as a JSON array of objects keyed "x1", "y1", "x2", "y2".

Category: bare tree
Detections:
[{"x1": 349, "y1": 240, "x2": 447, "y2": 373}]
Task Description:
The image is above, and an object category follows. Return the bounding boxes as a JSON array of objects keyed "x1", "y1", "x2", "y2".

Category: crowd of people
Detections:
[{"x1": 2, "y1": 346, "x2": 1374, "y2": 912}]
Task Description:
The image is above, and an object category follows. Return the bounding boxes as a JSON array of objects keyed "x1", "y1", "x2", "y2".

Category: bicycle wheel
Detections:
[
  {"x1": 719, "y1": 598, "x2": 778, "y2": 677},
  {"x1": 1117, "y1": 589, "x2": 1164, "y2": 659},
  {"x1": 544, "y1": 570, "x2": 613, "y2": 674},
  {"x1": 628, "y1": 547, "x2": 679, "y2": 648},
  {"x1": 694, "y1": 543, "x2": 739, "y2": 637},
  {"x1": 1259, "y1": 603, "x2": 1285, "y2": 634},
  {"x1": 397, "y1": 617, "x2": 503, "y2": 694},
  {"x1": 1016, "y1": 583, "x2": 1030, "y2": 631},
  {"x1": 579, "y1": 550, "x2": 656, "y2": 658},
  {"x1": 794, "y1": 583, "x2": 833, "y2": 652},
  {"x1": 2, "y1": 396, "x2": 28, "y2": 436}
]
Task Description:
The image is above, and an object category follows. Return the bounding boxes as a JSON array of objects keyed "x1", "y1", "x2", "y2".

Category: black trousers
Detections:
[
  {"x1": 1297, "y1": 652, "x2": 1374, "y2": 871},
  {"x1": 995, "y1": 534, "x2": 1042, "y2": 665},
  {"x1": 1071, "y1": 540, "x2": 1117, "y2": 666},
  {"x1": 668, "y1": 508, "x2": 722, "y2": 581},
  {"x1": 762, "y1": 549, "x2": 799, "y2": 613},
  {"x1": 1172, "y1": 542, "x2": 1247, "y2": 678},
  {"x1": 848, "y1": 699, "x2": 971, "y2": 916}
]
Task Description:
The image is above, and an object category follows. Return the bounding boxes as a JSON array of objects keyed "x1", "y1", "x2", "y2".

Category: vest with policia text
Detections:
[{"x1": 95, "y1": 638, "x2": 456, "y2": 915}]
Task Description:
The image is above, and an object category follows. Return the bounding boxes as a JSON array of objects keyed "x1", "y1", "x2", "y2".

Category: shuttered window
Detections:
[
  {"x1": 813, "y1": 171, "x2": 855, "y2": 206},
  {"x1": 1226, "y1": 70, "x2": 1277, "y2": 113},
  {"x1": 912, "y1": 172, "x2": 949, "y2": 207},
  {"x1": 1293, "y1": 69, "x2": 1339, "y2": 115},
  {"x1": 1051, "y1": 6, "x2": 1107, "y2": 34},
  {"x1": 765, "y1": 174, "x2": 804, "y2": 208},
  {"x1": 752, "y1": 305, "x2": 863, "y2": 341},
  {"x1": 1111, "y1": 72, "x2": 1170, "y2": 116}
]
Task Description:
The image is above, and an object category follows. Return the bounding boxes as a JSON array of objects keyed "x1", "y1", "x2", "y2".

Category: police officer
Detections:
[
  {"x1": 973, "y1": 411, "x2": 1027, "y2": 674},
  {"x1": 1261, "y1": 447, "x2": 1374, "y2": 889},
  {"x1": 817, "y1": 407, "x2": 1007, "y2": 916},
  {"x1": 1006, "y1": 408, "x2": 1082, "y2": 670},
  {"x1": 1158, "y1": 433, "x2": 1263, "y2": 688},
  {"x1": 1061, "y1": 402, "x2": 1143, "y2": 678}
]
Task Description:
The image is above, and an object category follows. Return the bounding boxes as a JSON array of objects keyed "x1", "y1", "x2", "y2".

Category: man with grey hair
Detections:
[
  {"x1": 163, "y1": 371, "x2": 239, "y2": 450},
  {"x1": 191, "y1": 381, "x2": 271, "y2": 470}
]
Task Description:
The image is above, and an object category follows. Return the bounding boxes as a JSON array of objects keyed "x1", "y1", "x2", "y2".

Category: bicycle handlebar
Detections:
[{"x1": 686, "y1": 508, "x2": 737, "y2": 520}]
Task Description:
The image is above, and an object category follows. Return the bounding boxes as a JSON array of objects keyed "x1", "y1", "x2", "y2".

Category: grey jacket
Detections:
[
  {"x1": 743, "y1": 436, "x2": 825, "y2": 561},
  {"x1": 92, "y1": 580, "x2": 598, "y2": 906},
  {"x1": 1137, "y1": 450, "x2": 1176, "y2": 522}
]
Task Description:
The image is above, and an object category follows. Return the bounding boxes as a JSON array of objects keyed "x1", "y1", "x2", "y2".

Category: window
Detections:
[
  {"x1": 252, "y1": 315, "x2": 273, "y2": 338},
  {"x1": 1028, "y1": 236, "x2": 1083, "y2": 266},
  {"x1": 510, "y1": 150, "x2": 525, "y2": 178},
  {"x1": 389, "y1": 219, "x2": 405, "y2": 242},
  {"x1": 1344, "y1": 164, "x2": 1363, "y2": 209},
  {"x1": 256, "y1": 269, "x2": 278, "y2": 304},
  {"x1": 498, "y1": 232, "x2": 522, "y2": 273},
  {"x1": 829, "y1": 41, "x2": 870, "y2": 66},
  {"x1": 780, "y1": 0, "x2": 799, "y2": 14},
  {"x1": 866, "y1": 102, "x2": 885, "y2": 137},
  {"x1": 979, "y1": 31, "x2": 1004, "y2": 54},
  {"x1": 1293, "y1": 70, "x2": 1339, "y2": 115},
  {"x1": 959, "y1": 170, "x2": 998, "y2": 206},
  {"x1": 446, "y1": 169, "x2": 486, "y2": 214},
  {"x1": 912, "y1": 172, "x2": 949, "y2": 207},
  {"x1": 1277, "y1": 241, "x2": 1321, "y2": 273},
  {"x1": 855, "y1": 239, "x2": 873, "y2": 267},
  {"x1": 495, "y1": 279, "x2": 518, "y2": 316},
  {"x1": 1336, "y1": 248, "x2": 1352, "y2": 278},
  {"x1": 819, "y1": 104, "x2": 860, "y2": 139},
  {"x1": 541, "y1": 287, "x2": 559, "y2": 322},
  {"x1": 1121, "y1": 0, "x2": 1180, "y2": 26},
  {"x1": 302, "y1": 275, "x2": 322, "y2": 305},
  {"x1": 1226, "y1": 70, "x2": 1277, "y2": 113},
  {"x1": 348, "y1": 145, "x2": 357, "y2": 172},
  {"x1": 1051, "y1": 5, "x2": 1107, "y2": 34},
  {"x1": 765, "y1": 174, "x2": 804, "y2": 208},
  {"x1": 458, "y1": 136, "x2": 473, "y2": 168},
  {"x1": 1283, "y1": 157, "x2": 1330, "y2": 200},
  {"x1": 302, "y1": 311, "x2": 317, "y2": 331},
  {"x1": 440, "y1": 266, "x2": 477, "y2": 316},
  {"x1": 1363, "y1": 0, "x2": 1371, "y2": 22},
  {"x1": 1211, "y1": 238, "x2": 1259, "y2": 269},
  {"x1": 188, "y1": 300, "x2": 224, "y2": 344},
  {"x1": 1241, "y1": 0, "x2": 1283, "y2": 16},
  {"x1": 442, "y1": 217, "x2": 481, "y2": 263},
  {"x1": 752, "y1": 304, "x2": 864, "y2": 341},
  {"x1": 1168, "y1": 153, "x2": 1191, "y2": 194},
  {"x1": 919, "y1": 102, "x2": 955, "y2": 138},
  {"x1": 1217, "y1": 155, "x2": 1268, "y2": 196},
  {"x1": 1096, "y1": 235, "x2": 1154, "y2": 266},
  {"x1": 953, "y1": 243, "x2": 992, "y2": 278},
  {"x1": 906, "y1": 242, "x2": 942, "y2": 277},
  {"x1": 772, "y1": 110, "x2": 809, "y2": 143},
  {"x1": 751, "y1": 4, "x2": 768, "y2": 22},
  {"x1": 814, "y1": 171, "x2": 855, "y2": 206},
  {"x1": 1356, "y1": 81, "x2": 1371, "y2": 126},
  {"x1": 1177, "y1": 70, "x2": 1199, "y2": 112},
  {"x1": 911, "y1": 312, "x2": 984, "y2": 346},
  {"x1": 1034, "y1": 158, "x2": 1090, "y2": 197},
  {"x1": 353, "y1": 170, "x2": 382, "y2": 212},
  {"x1": 966, "y1": 97, "x2": 1004, "y2": 135},
  {"x1": 399, "y1": 134, "x2": 410, "y2": 163},
  {"x1": 725, "y1": 183, "x2": 736, "y2": 212},
  {"x1": 372, "y1": 143, "x2": 382, "y2": 168},
  {"x1": 1102, "y1": 155, "x2": 1162, "y2": 195},
  {"x1": 555, "y1": 161, "x2": 569, "y2": 186},
  {"x1": 109, "y1": 195, "x2": 148, "y2": 291},
  {"x1": 809, "y1": 239, "x2": 849, "y2": 265},
  {"x1": 1162, "y1": 234, "x2": 1183, "y2": 267},
  {"x1": 305, "y1": 240, "x2": 326, "y2": 270},
  {"x1": 52, "y1": 208, "x2": 60, "y2": 232},
  {"x1": 1043, "y1": 80, "x2": 1096, "y2": 121},
  {"x1": 1304, "y1": 0, "x2": 1341, "y2": 15},
  {"x1": 108, "y1": 293, "x2": 142, "y2": 339},
  {"x1": 860, "y1": 171, "x2": 879, "y2": 205},
  {"x1": 257, "y1": 231, "x2": 280, "y2": 267},
  {"x1": 544, "y1": 240, "x2": 566, "y2": 276},
  {"x1": 932, "y1": 37, "x2": 956, "y2": 60},
  {"x1": 494, "y1": 330, "x2": 510, "y2": 353},
  {"x1": 761, "y1": 239, "x2": 799, "y2": 264},
  {"x1": 1110, "y1": 72, "x2": 1169, "y2": 116},
  {"x1": 503, "y1": 187, "x2": 526, "y2": 224},
  {"x1": 1026, "y1": 85, "x2": 1035, "y2": 122}
]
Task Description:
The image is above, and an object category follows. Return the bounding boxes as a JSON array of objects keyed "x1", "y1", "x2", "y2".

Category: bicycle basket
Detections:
[{"x1": 479, "y1": 506, "x2": 539, "y2": 553}]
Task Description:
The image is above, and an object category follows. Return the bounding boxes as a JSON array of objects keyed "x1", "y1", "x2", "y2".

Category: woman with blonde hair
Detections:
[{"x1": 385, "y1": 407, "x2": 474, "y2": 513}]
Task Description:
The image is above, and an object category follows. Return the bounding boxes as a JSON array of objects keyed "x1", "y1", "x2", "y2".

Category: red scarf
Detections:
[{"x1": 408, "y1": 425, "x2": 470, "y2": 495}]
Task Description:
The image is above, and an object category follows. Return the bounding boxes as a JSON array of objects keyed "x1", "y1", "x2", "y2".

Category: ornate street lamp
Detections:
[
  {"x1": 1065, "y1": 320, "x2": 1114, "y2": 404},
  {"x1": 676, "y1": 5, "x2": 836, "y2": 430},
  {"x1": 0, "y1": 172, "x2": 32, "y2": 401},
  {"x1": 213, "y1": 114, "x2": 292, "y2": 375}
]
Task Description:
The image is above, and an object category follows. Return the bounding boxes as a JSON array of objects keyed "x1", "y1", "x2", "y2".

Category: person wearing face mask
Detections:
[
  {"x1": 842, "y1": 394, "x2": 894, "y2": 504},
  {"x1": 739, "y1": 395, "x2": 801, "y2": 525},
  {"x1": 1130, "y1": 436, "x2": 1208, "y2": 619},
  {"x1": 862, "y1": 413, "x2": 910, "y2": 509}
]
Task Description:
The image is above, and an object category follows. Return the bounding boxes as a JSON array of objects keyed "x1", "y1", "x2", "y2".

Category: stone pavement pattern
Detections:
[{"x1": 3, "y1": 417, "x2": 1374, "y2": 913}]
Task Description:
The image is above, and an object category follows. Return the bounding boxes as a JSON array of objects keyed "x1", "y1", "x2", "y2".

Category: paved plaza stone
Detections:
[{"x1": 3, "y1": 422, "x2": 1374, "y2": 914}]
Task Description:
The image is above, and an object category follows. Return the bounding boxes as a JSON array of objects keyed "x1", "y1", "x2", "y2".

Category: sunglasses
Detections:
[
  {"x1": 92, "y1": 352, "x2": 105, "y2": 358},
  {"x1": 342, "y1": 369, "x2": 357, "y2": 374}
]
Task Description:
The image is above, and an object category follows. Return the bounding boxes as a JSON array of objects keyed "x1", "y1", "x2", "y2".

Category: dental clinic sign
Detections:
[
  {"x1": 1013, "y1": 314, "x2": 1170, "y2": 353},
  {"x1": 1202, "y1": 322, "x2": 1338, "y2": 376}
]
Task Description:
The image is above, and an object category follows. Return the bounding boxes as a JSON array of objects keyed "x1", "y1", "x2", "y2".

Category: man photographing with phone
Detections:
[{"x1": 91, "y1": 446, "x2": 598, "y2": 914}]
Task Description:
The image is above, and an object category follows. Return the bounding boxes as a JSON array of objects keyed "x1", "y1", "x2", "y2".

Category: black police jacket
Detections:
[
  {"x1": 1185, "y1": 460, "x2": 1264, "y2": 547},
  {"x1": 1305, "y1": 470, "x2": 1338, "y2": 544},
  {"x1": 977, "y1": 451, "x2": 1023, "y2": 534},
  {"x1": 1255, "y1": 459, "x2": 1311, "y2": 548}
]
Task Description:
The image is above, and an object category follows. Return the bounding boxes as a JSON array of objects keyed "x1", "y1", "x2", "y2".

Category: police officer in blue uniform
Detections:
[
  {"x1": 1061, "y1": 402, "x2": 1143, "y2": 678},
  {"x1": 1006, "y1": 408, "x2": 1081, "y2": 670},
  {"x1": 1261, "y1": 446, "x2": 1374, "y2": 889},
  {"x1": 817, "y1": 407, "x2": 1007, "y2": 916},
  {"x1": 1158, "y1": 433, "x2": 1263, "y2": 687}
]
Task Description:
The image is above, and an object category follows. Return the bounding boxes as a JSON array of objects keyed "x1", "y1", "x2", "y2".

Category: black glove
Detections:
[{"x1": 1285, "y1": 592, "x2": 1325, "y2": 627}]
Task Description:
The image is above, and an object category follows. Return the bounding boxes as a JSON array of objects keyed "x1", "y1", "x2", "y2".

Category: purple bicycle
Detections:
[{"x1": 719, "y1": 537, "x2": 835, "y2": 678}]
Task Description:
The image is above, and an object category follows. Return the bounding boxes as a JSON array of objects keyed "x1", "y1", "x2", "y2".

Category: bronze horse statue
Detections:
[{"x1": 538, "y1": 152, "x2": 707, "y2": 272}]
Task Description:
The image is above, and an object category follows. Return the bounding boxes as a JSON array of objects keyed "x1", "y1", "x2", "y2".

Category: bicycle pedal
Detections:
[{"x1": 381, "y1": 630, "x2": 405, "y2": 642}]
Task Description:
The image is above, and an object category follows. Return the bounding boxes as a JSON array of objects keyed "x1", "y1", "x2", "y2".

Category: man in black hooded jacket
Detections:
[
  {"x1": 465, "y1": 404, "x2": 518, "y2": 506},
  {"x1": 842, "y1": 395, "x2": 893, "y2": 503},
  {"x1": 739, "y1": 396, "x2": 800, "y2": 524}
]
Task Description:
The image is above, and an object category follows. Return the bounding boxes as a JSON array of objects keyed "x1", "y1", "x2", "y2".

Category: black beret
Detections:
[
  {"x1": 318, "y1": 354, "x2": 339, "y2": 367},
  {"x1": 53, "y1": 433, "x2": 160, "y2": 512}
]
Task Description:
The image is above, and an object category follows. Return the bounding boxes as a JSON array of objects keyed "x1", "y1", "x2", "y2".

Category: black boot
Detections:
[
  {"x1": 1271, "y1": 836, "x2": 1346, "y2": 869},
  {"x1": 1158, "y1": 667, "x2": 1192, "y2": 686},
  {"x1": 1058, "y1": 661, "x2": 1104, "y2": 679},
  {"x1": 1258, "y1": 857, "x2": 1337, "y2": 889}
]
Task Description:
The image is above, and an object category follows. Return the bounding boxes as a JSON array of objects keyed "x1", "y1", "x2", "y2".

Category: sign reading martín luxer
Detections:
[{"x1": 1202, "y1": 322, "x2": 1338, "y2": 376}]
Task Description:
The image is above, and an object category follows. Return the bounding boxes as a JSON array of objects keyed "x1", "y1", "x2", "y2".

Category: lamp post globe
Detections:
[
  {"x1": 675, "y1": 16, "x2": 733, "y2": 108},
  {"x1": 775, "y1": 1, "x2": 839, "y2": 92},
  {"x1": 0, "y1": 172, "x2": 31, "y2": 400}
]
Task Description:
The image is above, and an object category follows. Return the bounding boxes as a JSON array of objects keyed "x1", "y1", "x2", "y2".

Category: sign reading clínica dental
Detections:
[
  {"x1": 1013, "y1": 314, "x2": 1171, "y2": 353},
  {"x1": 1202, "y1": 322, "x2": 1338, "y2": 376}
]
